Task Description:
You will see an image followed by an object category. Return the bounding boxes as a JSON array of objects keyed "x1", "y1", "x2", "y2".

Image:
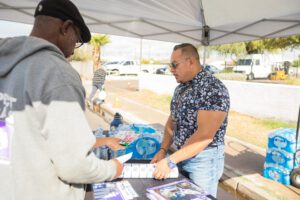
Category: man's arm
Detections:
[
  {"x1": 170, "y1": 110, "x2": 227, "y2": 164},
  {"x1": 94, "y1": 137, "x2": 125, "y2": 150},
  {"x1": 150, "y1": 115, "x2": 174, "y2": 163},
  {"x1": 42, "y1": 85, "x2": 122, "y2": 183},
  {"x1": 153, "y1": 110, "x2": 227, "y2": 179}
]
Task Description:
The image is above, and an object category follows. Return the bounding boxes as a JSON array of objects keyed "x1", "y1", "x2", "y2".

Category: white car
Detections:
[{"x1": 104, "y1": 60, "x2": 140, "y2": 75}]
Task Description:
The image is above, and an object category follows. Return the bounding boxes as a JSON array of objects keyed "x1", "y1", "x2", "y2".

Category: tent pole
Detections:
[
  {"x1": 138, "y1": 38, "x2": 143, "y2": 91},
  {"x1": 202, "y1": 46, "x2": 207, "y2": 65},
  {"x1": 139, "y1": 38, "x2": 143, "y2": 72},
  {"x1": 200, "y1": 0, "x2": 210, "y2": 58}
]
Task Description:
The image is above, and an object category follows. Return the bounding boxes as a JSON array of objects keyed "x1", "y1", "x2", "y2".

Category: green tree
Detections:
[
  {"x1": 71, "y1": 48, "x2": 91, "y2": 61},
  {"x1": 245, "y1": 36, "x2": 300, "y2": 54},
  {"x1": 141, "y1": 59, "x2": 150, "y2": 64},
  {"x1": 210, "y1": 42, "x2": 246, "y2": 59},
  {"x1": 89, "y1": 34, "x2": 111, "y2": 72},
  {"x1": 211, "y1": 35, "x2": 300, "y2": 56},
  {"x1": 292, "y1": 56, "x2": 300, "y2": 68},
  {"x1": 264, "y1": 36, "x2": 300, "y2": 51},
  {"x1": 245, "y1": 40, "x2": 265, "y2": 54}
]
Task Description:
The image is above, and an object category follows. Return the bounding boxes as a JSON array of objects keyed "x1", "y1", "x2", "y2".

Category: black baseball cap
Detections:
[{"x1": 34, "y1": 0, "x2": 91, "y2": 43}]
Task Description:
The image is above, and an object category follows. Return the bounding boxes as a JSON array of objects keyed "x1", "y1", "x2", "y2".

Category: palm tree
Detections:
[{"x1": 89, "y1": 34, "x2": 111, "y2": 72}]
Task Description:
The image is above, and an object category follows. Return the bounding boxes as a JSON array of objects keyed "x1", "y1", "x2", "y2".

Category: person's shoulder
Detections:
[
  {"x1": 195, "y1": 72, "x2": 227, "y2": 91},
  {"x1": 94, "y1": 67, "x2": 107, "y2": 76},
  {"x1": 33, "y1": 49, "x2": 69, "y2": 72},
  {"x1": 96, "y1": 67, "x2": 106, "y2": 73},
  {"x1": 24, "y1": 37, "x2": 68, "y2": 67},
  {"x1": 201, "y1": 71, "x2": 223, "y2": 85},
  {"x1": 31, "y1": 47, "x2": 81, "y2": 86},
  {"x1": 28, "y1": 36, "x2": 62, "y2": 54}
]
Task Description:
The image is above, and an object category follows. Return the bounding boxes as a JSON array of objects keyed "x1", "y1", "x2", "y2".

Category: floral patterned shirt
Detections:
[{"x1": 170, "y1": 70, "x2": 230, "y2": 149}]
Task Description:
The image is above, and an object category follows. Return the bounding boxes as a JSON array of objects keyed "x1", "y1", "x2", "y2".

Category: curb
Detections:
[{"x1": 220, "y1": 166, "x2": 277, "y2": 200}]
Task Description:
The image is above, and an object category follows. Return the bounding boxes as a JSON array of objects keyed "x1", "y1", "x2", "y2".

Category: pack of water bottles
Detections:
[
  {"x1": 92, "y1": 112, "x2": 162, "y2": 160},
  {"x1": 93, "y1": 127, "x2": 110, "y2": 160},
  {"x1": 109, "y1": 124, "x2": 162, "y2": 160},
  {"x1": 263, "y1": 163, "x2": 291, "y2": 185},
  {"x1": 263, "y1": 128, "x2": 300, "y2": 185}
]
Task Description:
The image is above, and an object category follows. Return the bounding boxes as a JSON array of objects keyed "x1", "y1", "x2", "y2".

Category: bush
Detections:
[
  {"x1": 222, "y1": 67, "x2": 234, "y2": 73},
  {"x1": 71, "y1": 49, "x2": 92, "y2": 61},
  {"x1": 141, "y1": 59, "x2": 164, "y2": 65},
  {"x1": 292, "y1": 57, "x2": 300, "y2": 68},
  {"x1": 141, "y1": 59, "x2": 150, "y2": 64}
]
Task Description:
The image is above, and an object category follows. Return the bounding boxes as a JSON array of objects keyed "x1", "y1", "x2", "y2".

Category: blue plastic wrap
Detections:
[
  {"x1": 263, "y1": 163, "x2": 291, "y2": 185},
  {"x1": 109, "y1": 124, "x2": 162, "y2": 160},
  {"x1": 263, "y1": 128, "x2": 300, "y2": 185},
  {"x1": 268, "y1": 128, "x2": 298, "y2": 153},
  {"x1": 265, "y1": 148, "x2": 294, "y2": 170},
  {"x1": 93, "y1": 128, "x2": 109, "y2": 160}
]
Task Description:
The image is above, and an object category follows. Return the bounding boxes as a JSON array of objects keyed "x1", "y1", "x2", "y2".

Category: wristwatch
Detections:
[{"x1": 166, "y1": 156, "x2": 176, "y2": 169}]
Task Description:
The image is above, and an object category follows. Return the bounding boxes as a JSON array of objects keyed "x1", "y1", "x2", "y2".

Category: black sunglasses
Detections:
[
  {"x1": 169, "y1": 62, "x2": 180, "y2": 69},
  {"x1": 70, "y1": 22, "x2": 84, "y2": 48},
  {"x1": 169, "y1": 57, "x2": 190, "y2": 69}
]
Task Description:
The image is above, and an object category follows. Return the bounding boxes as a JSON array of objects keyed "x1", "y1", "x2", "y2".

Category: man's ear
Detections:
[
  {"x1": 60, "y1": 20, "x2": 73, "y2": 36},
  {"x1": 188, "y1": 57, "x2": 194, "y2": 67}
]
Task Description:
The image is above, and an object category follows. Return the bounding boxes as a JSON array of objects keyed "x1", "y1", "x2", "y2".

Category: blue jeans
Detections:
[{"x1": 177, "y1": 145, "x2": 225, "y2": 198}]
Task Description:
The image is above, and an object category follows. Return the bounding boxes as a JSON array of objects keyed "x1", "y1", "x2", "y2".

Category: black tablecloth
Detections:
[{"x1": 84, "y1": 161, "x2": 216, "y2": 200}]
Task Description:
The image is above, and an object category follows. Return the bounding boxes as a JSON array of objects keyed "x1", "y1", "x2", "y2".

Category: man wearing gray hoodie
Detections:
[{"x1": 0, "y1": 0, "x2": 122, "y2": 199}]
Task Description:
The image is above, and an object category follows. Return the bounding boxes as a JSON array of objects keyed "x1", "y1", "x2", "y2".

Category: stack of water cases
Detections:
[
  {"x1": 109, "y1": 124, "x2": 162, "y2": 160},
  {"x1": 263, "y1": 128, "x2": 299, "y2": 185}
]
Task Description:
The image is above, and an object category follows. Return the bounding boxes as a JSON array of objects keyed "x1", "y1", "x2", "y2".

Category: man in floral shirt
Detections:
[{"x1": 151, "y1": 43, "x2": 230, "y2": 198}]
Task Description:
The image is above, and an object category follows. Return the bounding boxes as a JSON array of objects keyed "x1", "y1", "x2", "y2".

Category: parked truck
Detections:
[{"x1": 233, "y1": 54, "x2": 273, "y2": 80}]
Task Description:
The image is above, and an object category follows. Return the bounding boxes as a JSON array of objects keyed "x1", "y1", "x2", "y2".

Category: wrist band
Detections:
[{"x1": 160, "y1": 147, "x2": 167, "y2": 152}]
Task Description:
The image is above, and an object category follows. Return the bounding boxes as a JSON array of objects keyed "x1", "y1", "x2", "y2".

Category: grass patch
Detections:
[
  {"x1": 215, "y1": 72, "x2": 300, "y2": 86},
  {"x1": 128, "y1": 91, "x2": 297, "y2": 149},
  {"x1": 226, "y1": 111, "x2": 270, "y2": 148},
  {"x1": 223, "y1": 112, "x2": 296, "y2": 148},
  {"x1": 283, "y1": 76, "x2": 300, "y2": 86},
  {"x1": 215, "y1": 72, "x2": 246, "y2": 81},
  {"x1": 257, "y1": 118, "x2": 296, "y2": 129}
]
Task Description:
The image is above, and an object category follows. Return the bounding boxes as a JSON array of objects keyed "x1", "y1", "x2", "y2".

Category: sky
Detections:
[
  {"x1": 1, "y1": 20, "x2": 299, "y2": 65},
  {"x1": 101, "y1": 35, "x2": 176, "y2": 61},
  {"x1": 0, "y1": 20, "x2": 176, "y2": 62},
  {"x1": 0, "y1": 21, "x2": 33, "y2": 37}
]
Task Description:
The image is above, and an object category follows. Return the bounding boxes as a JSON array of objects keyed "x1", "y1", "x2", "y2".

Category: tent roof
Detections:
[{"x1": 1, "y1": 0, "x2": 299, "y2": 45}]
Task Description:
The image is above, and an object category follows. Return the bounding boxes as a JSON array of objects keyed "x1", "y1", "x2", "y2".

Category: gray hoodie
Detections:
[{"x1": 0, "y1": 36, "x2": 117, "y2": 200}]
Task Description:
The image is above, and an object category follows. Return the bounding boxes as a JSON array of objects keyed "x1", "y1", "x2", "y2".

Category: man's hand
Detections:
[
  {"x1": 150, "y1": 149, "x2": 167, "y2": 164},
  {"x1": 105, "y1": 138, "x2": 125, "y2": 150},
  {"x1": 152, "y1": 158, "x2": 171, "y2": 180},
  {"x1": 94, "y1": 137, "x2": 125, "y2": 150},
  {"x1": 111, "y1": 158, "x2": 123, "y2": 179}
]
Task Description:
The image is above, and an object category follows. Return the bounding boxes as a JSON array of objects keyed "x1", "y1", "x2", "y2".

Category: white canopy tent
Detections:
[{"x1": 0, "y1": 0, "x2": 299, "y2": 45}]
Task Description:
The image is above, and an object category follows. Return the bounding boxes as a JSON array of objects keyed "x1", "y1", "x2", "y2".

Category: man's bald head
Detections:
[
  {"x1": 173, "y1": 43, "x2": 200, "y2": 65},
  {"x1": 30, "y1": 15, "x2": 79, "y2": 58},
  {"x1": 30, "y1": 0, "x2": 91, "y2": 58},
  {"x1": 170, "y1": 43, "x2": 202, "y2": 83}
]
